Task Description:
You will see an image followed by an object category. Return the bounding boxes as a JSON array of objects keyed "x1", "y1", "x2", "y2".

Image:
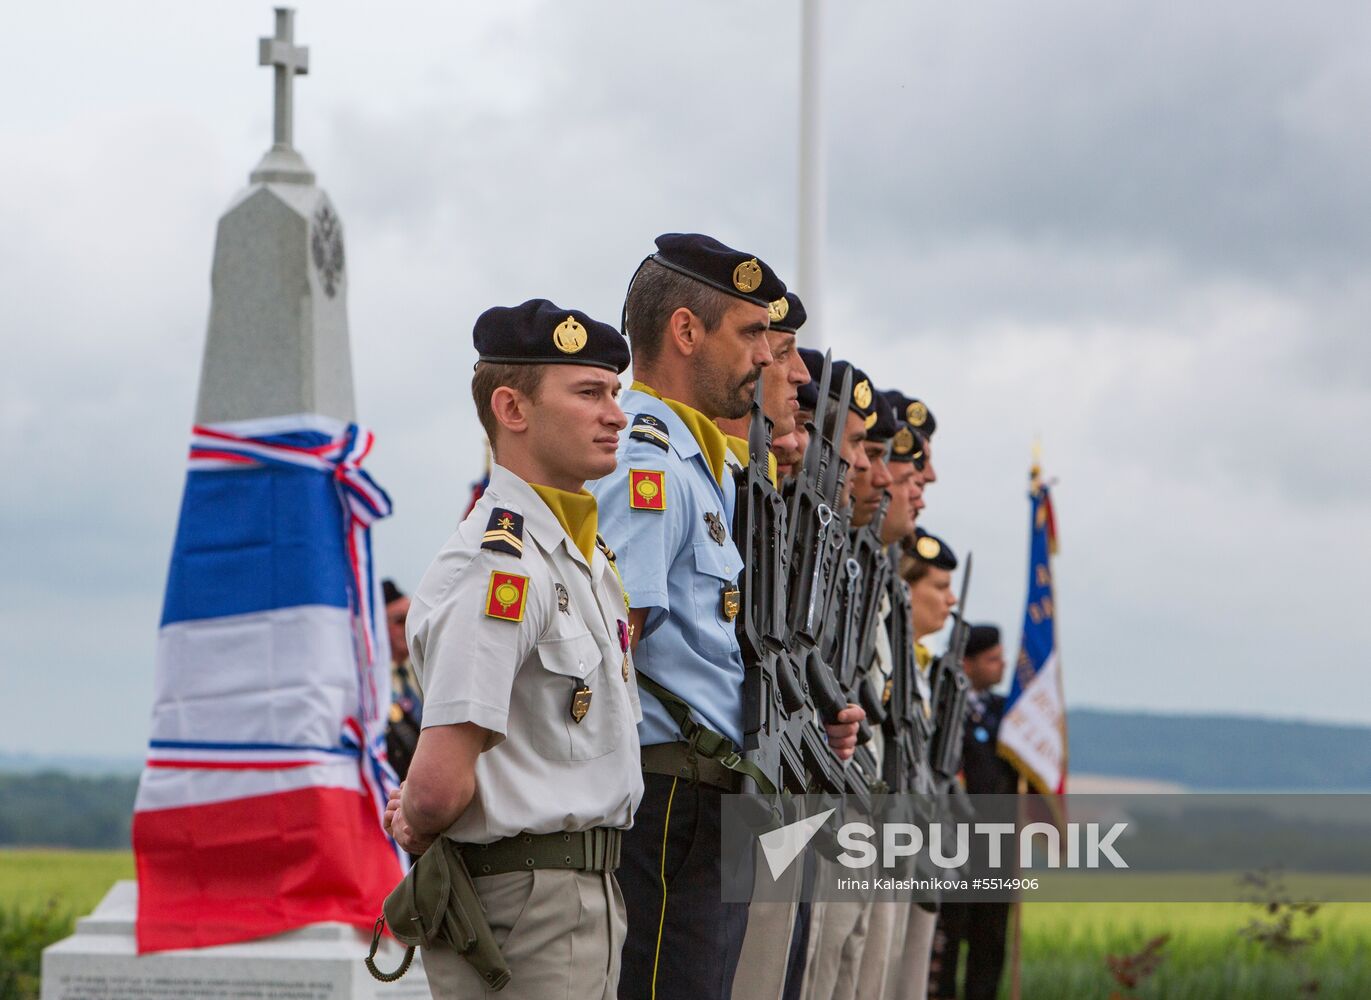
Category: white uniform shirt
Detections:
[{"x1": 407, "y1": 464, "x2": 643, "y2": 844}]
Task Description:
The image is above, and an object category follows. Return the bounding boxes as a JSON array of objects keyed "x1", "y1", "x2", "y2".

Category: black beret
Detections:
[
  {"x1": 888, "y1": 423, "x2": 927, "y2": 467},
  {"x1": 966, "y1": 624, "x2": 1001, "y2": 658},
  {"x1": 909, "y1": 527, "x2": 958, "y2": 570},
  {"x1": 381, "y1": 579, "x2": 405, "y2": 605},
  {"x1": 797, "y1": 350, "x2": 879, "y2": 429},
  {"x1": 768, "y1": 292, "x2": 807, "y2": 334},
  {"x1": 474, "y1": 298, "x2": 629, "y2": 374},
  {"x1": 650, "y1": 233, "x2": 786, "y2": 308},
  {"x1": 882, "y1": 389, "x2": 937, "y2": 438},
  {"x1": 866, "y1": 389, "x2": 898, "y2": 443}
]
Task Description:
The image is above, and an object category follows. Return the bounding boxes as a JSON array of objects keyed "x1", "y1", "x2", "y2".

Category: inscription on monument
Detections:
[{"x1": 52, "y1": 973, "x2": 335, "y2": 999}]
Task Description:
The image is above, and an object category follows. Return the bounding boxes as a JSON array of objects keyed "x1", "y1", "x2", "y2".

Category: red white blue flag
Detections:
[
  {"x1": 998, "y1": 462, "x2": 1068, "y2": 795},
  {"x1": 132, "y1": 414, "x2": 403, "y2": 953}
]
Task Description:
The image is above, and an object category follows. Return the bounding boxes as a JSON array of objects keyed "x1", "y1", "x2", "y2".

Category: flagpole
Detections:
[
  {"x1": 797, "y1": 0, "x2": 827, "y2": 346},
  {"x1": 1009, "y1": 774, "x2": 1027, "y2": 1000}
]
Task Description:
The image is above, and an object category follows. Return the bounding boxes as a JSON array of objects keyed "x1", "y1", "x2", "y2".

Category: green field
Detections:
[{"x1": 3, "y1": 850, "x2": 1371, "y2": 998}]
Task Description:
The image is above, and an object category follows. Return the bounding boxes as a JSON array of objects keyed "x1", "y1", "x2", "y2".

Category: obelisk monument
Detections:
[
  {"x1": 197, "y1": 6, "x2": 355, "y2": 424},
  {"x1": 41, "y1": 10, "x2": 422, "y2": 999}
]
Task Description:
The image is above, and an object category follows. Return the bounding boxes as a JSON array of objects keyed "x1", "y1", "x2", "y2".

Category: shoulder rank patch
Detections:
[
  {"x1": 485, "y1": 571, "x2": 529, "y2": 622},
  {"x1": 482, "y1": 508, "x2": 524, "y2": 556},
  {"x1": 629, "y1": 413, "x2": 670, "y2": 451},
  {"x1": 629, "y1": 469, "x2": 667, "y2": 511}
]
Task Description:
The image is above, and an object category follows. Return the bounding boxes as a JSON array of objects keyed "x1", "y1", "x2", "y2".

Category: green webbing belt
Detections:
[{"x1": 635, "y1": 671, "x2": 777, "y2": 796}]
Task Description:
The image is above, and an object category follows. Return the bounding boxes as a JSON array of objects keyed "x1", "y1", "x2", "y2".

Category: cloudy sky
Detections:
[{"x1": 4, "y1": 1, "x2": 1370, "y2": 758}]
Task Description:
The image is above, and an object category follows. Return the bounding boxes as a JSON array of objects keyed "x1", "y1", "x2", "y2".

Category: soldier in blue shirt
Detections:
[{"x1": 590, "y1": 234, "x2": 862, "y2": 1000}]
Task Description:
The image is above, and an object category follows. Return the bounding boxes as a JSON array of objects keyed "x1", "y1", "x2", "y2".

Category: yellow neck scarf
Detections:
[
  {"x1": 724, "y1": 434, "x2": 779, "y2": 489},
  {"x1": 915, "y1": 642, "x2": 933, "y2": 672},
  {"x1": 631, "y1": 380, "x2": 729, "y2": 485},
  {"x1": 530, "y1": 484, "x2": 599, "y2": 564}
]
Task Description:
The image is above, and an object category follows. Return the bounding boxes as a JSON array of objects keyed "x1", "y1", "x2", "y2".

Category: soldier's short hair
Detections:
[
  {"x1": 471, "y1": 361, "x2": 547, "y2": 448},
  {"x1": 623, "y1": 258, "x2": 733, "y2": 366}
]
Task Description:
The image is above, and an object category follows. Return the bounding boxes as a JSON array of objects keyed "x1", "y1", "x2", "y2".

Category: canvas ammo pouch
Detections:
[{"x1": 364, "y1": 838, "x2": 512, "y2": 991}]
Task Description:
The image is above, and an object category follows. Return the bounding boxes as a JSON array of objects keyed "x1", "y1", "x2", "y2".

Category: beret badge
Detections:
[
  {"x1": 916, "y1": 535, "x2": 941, "y2": 560},
  {"x1": 768, "y1": 296, "x2": 790, "y2": 323},
  {"x1": 553, "y1": 315, "x2": 588, "y2": 354},
  {"x1": 733, "y1": 258, "x2": 763, "y2": 294},
  {"x1": 893, "y1": 427, "x2": 915, "y2": 454},
  {"x1": 907, "y1": 401, "x2": 928, "y2": 427},
  {"x1": 853, "y1": 379, "x2": 873, "y2": 410}
]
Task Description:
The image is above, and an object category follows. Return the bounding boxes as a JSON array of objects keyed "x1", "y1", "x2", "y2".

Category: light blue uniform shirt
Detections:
[{"x1": 588, "y1": 387, "x2": 745, "y2": 747}]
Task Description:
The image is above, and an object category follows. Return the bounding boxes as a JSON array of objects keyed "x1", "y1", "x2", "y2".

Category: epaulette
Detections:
[
  {"x1": 595, "y1": 533, "x2": 617, "y2": 563},
  {"x1": 481, "y1": 507, "x2": 524, "y2": 557},
  {"x1": 628, "y1": 413, "x2": 670, "y2": 451}
]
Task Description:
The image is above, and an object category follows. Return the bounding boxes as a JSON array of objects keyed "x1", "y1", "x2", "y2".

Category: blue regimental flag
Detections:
[{"x1": 998, "y1": 461, "x2": 1068, "y2": 795}]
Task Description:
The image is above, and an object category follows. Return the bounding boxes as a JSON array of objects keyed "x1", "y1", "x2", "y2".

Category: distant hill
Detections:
[
  {"x1": 1067, "y1": 708, "x2": 1371, "y2": 790},
  {"x1": 2, "y1": 710, "x2": 1370, "y2": 848}
]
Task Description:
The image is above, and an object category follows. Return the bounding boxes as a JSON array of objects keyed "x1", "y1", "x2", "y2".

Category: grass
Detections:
[
  {"x1": 3, "y1": 851, "x2": 1371, "y2": 998},
  {"x1": 1011, "y1": 900, "x2": 1371, "y2": 998},
  {"x1": 0, "y1": 849, "x2": 134, "y2": 914}
]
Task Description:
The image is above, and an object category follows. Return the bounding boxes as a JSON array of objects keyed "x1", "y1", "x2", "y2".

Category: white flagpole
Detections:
[{"x1": 797, "y1": 0, "x2": 827, "y2": 347}]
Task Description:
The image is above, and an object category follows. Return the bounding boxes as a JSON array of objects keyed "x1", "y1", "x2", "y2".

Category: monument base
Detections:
[{"x1": 42, "y1": 881, "x2": 428, "y2": 1000}]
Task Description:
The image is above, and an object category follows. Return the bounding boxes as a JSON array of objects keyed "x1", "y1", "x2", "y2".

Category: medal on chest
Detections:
[
  {"x1": 720, "y1": 582, "x2": 741, "y2": 621},
  {"x1": 703, "y1": 511, "x2": 726, "y2": 545},
  {"x1": 617, "y1": 620, "x2": 631, "y2": 681},
  {"x1": 570, "y1": 684, "x2": 593, "y2": 723}
]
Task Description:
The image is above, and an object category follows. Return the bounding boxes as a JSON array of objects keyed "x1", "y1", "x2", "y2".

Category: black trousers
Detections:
[
  {"x1": 929, "y1": 900, "x2": 1011, "y2": 1000},
  {"x1": 617, "y1": 773, "x2": 751, "y2": 1000}
]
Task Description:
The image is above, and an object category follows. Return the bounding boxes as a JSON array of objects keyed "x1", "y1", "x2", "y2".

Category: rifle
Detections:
[
  {"x1": 881, "y1": 565, "x2": 933, "y2": 799},
  {"x1": 929, "y1": 553, "x2": 974, "y2": 783},
  {"x1": 734, "y1": 378, "x2": 809, "y2": 794}
]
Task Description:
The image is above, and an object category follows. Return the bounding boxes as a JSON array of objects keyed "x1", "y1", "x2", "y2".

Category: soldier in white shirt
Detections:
[{"x1": 385, "y1": 298, "x2": 644, "y2": 1000}]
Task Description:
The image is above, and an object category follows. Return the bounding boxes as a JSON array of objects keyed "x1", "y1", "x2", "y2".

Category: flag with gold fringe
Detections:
[{"x1": 997, "y1": 459, "x2": 1068, "y2": 795}]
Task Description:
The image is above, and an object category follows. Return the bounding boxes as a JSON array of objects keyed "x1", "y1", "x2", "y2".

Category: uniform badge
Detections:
[
  {"x1": 570, "y1": 685, "x2": 593, "y2": 723},
  {"x1": 555, "y1": 583, "x2": 570, "y2": 614},
  {"x1": 974, "y1": 726, "x2": 990, "y2": 743},
  {"x1": 732, "y1": 258, "x2": 762, "y2": 294},
  {"x1": 907, "y1": 401, "x2": 928, "y2": 427},
  {"x1": 768, "y1": 296, "x2": 789, "y2": 323},
  {"x1": 629, "y1": 469, "x2": 666, "y2": 511},
  {"x1": 389, "y1": 702, "x2": 404, "y2": 724},
  {"x1": 629, "y1": 413, "x2": 670, "y2": 451},
  {"x1": 720, "y1": 582, "x2": 741, "y2": 621},
  {"x1": 481, "y1": 508, "x2": 524, "y2": 557},
  {"x1": 853, "y1": 379, "x2": 873, "y2": 410},
  {"x1": 484, "y1": 571, "x2": 529, "y2": 622},
  {"x1": 892, "y1": 427, "x2": 915, "y2": 455},
  {"x1": 552, "y1": 315, "x2": 588, "y2": 354},
  {"x1": 704, "y1": 511, "x2": 726, "y2": 545},
  {"x1": 916, "y1": 535, "x2": 941, "y2": 560}
]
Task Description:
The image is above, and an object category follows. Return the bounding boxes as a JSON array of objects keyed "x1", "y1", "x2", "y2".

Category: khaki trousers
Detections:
[
  {"x1": 885, "y1": 906, "x2": 937, "y2": 1000},
  {"x1": 421, "y1": 868, "x2": 626, "y2": 999},
  {"x1": 731, "y1": 838, "x2": 805, "y2": 1000},
  {"x1": 801, "y1": 861, "x2": 871, "y2": 1000},
  {"x1": 855, "y1": 901, "x2": 908, "y2": 1000}
]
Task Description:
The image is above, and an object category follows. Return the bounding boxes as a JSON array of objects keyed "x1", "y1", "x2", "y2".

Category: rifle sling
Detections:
[{"x1": 636, "y1": 671, "x2": 777, "y2": 796}]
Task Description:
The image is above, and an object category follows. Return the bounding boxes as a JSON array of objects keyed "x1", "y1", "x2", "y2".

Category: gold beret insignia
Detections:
[
  {"x1": 893, "y1": 427, "x2": 915, "y2": 454},
  {"x1": 553, "y1": 315, "x2": 587, "y2": 354},
  {"x1": 916, "y1": 535, "x2": 941, "y2": 560},
  {"x1": 907, "y1": 401, "x2": 928, "y2": 427},
  {"x1": 853, "y1": 379, "x2": 873, "y2": 410},
  {"x1": 768, "y1": 296, "x2": 789, "y2": 323},
  {"x1": 733, "y1": 258, "x2": 762, "y2": 294}
]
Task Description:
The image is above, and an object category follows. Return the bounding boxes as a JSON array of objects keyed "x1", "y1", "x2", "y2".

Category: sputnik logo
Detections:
[{"x1": 758, "y1": 808, "x2": 836, "y2": 880}]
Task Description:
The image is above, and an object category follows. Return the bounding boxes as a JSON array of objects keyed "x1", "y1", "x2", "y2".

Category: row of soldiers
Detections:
[{"x1": 380, "y1": 233, "x2": 1000, "y2": 999}]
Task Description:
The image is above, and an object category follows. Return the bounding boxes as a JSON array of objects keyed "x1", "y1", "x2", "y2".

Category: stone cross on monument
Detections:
[{"x1": 195, "y1": 5, "x2": 355, "y2": 424}]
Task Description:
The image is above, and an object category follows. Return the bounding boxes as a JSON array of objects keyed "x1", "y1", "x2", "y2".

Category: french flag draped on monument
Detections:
[
  {"x1": 132, "y1": 415, "x2": 404, "y2": 953},
  {"x1": 997, "y1": 461, "x2": 1068, "y2": 795}
]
